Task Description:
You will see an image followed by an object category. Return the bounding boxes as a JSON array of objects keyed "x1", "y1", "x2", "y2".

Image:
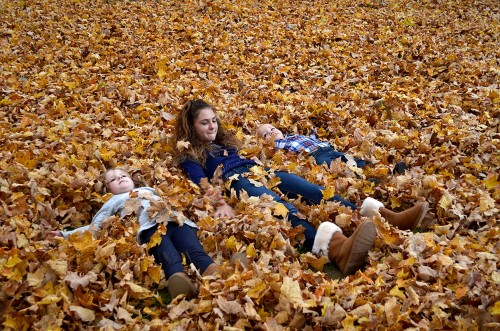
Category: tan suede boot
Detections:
[
  {"x1": 380, "y1": 202, "x2": 429, "y2": 230},
  {"x1": 202, "y1": 263, "x2": 219, "y2": 276},
  {"x1": 167, "y1": 272, "x2": 197, "y2": 300},
  {"x1": 360, "y1": 197, "x2": 429, "y2": 231},
  {"x1": 327, "y1": 221, "x2": 376, "y2": 275}
]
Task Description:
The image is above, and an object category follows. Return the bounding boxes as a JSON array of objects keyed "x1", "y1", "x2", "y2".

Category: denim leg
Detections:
[
  {"x1": 314, "y1": 147, "x2": 369, "y2": 168},
  {"x1": 274, "y1": 171, "x2": 357, "y2": 209},
  {"x1": 140, "y1": 223, "x2": 214, "y2": 278},
  {"x1": 230, "y1": 175, "x2": 317, "y2": 250},
  {"x1": 169, "y1": 224, "x2": 215, "y2": 274},
  {"x1": 354, "y1": 158, "x2": 369, "y2": 168},
  {"x1": 313, "y1": 148, "x2": 347, "y2": 167},
  {"x1": 231, "y1": 175, "x2": 299, "y2": 213},
  {"x1": 141, "y1": 225, "x2": 185, "y2": 278}
]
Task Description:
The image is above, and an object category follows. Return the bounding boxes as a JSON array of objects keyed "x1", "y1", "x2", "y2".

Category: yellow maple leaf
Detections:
[
  {"x1": 322, "y1": 186, "x2": 335, "y2": 200},
  {"x1": 46, "y1": 259, "x2": 68, "y2": 277},
  {"x1": 148, "y1": 266, "x2": 162, "y2": 283},
  {"x1": 280, "y1": 276, "x2": 304, "y2": 307},
  {"x1": 341, "y1": 314, "x2": 356, "y2": 329},
  {"x1": 247, "y1": 280, "x2": 268, "y2": 300},
  {"x1": 273, "y1": 203, "x2": 289, "y2": 218},
  {"x1": 246, "y1": 243, "x2": 258, "y2": 258},
  {"x1": 70, "y1": 231, "x2": 99, "y2": 252},
  {"x1": 27, "y1": 267, "x2": 47, "y2": 287},
  {"x1": 146, "y1": 229, "x2": 163, "y2": 250},
  {"x1": 438, "y1": 190, "x2": 454, "y2": 209},
  {"x1": 11, "y1": 192, "x2": 24, "y2": 200},
  {"x1": 249, "y1": 165, "x2": 266, "y2": 175},
  {"x1": 489, "y1": 301, "x2": 500, "y2": 316},
  {"x1": 484, "y1": 173, "x2": 499, "y2": 190},
  {"x1": 38, "y1": 294, "x2": 61, "y2": 305},
  {"x1": 225, "y1": 235, "x2": 238, "y2": 251},
  {"x1": 126, "y1": 281, "x2": 151, "y2": 295},
  {"x1": 390, "y1": 196, "x2": 402, "y2": 209},
  {"x1": 98, "y1": 148, "x2": 115, "y2": 162},
  {"x1": 156, "y1": 59, "x2": 168, "y2": 78},
  {"x1": 157, "y1": 68, "x2": 167, "y2": 79},
  {"x1": 63, "y1": 81, "x2": 77, "y2": 89},
  {"x1": 389, "y1": 285, "x2": 406, "y2": 300},
  {"x1": 257, "y1": 307, "x2": 271, "y2": 320},
  {"x1": 301, "y1": 253, "x2": 329, "y2": 271}
]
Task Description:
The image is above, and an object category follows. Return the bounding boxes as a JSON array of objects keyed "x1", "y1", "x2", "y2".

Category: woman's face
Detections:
[
  {"x1": 194, "y1": 107, "x2": 218, "y2": 142},
  {"x1": 105, "y1": 169, "x2": 135, "y2": 195}
]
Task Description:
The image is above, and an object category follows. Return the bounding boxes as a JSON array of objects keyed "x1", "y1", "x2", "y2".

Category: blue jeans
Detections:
[
  {"x1": 311, "y1": 146, "x2": 369, "y2": 168},
  {"x1": 225, "y1": 165, "x2": 357, "y2": 251},
  {"x1": 139, "y1": 223, "x2": 214, "y2": 278}
]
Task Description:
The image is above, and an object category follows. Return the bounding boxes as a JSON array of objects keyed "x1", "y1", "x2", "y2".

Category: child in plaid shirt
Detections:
[{"x1": 256, "y1": 123, "x2": 407, "y2": 173}]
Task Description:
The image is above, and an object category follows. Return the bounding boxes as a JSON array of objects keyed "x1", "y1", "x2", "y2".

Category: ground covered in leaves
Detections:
[{"x1": 1, "y1": 0, "x2": 499, "y2": 330}]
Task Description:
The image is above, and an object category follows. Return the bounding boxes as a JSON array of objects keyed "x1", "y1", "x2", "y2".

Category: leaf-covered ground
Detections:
[{"x1": 1, "y1": 0, "x2": 499, "y2": 329}]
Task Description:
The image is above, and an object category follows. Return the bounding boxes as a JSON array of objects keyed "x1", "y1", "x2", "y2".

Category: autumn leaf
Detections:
[
  {"x1": 280, "y1": 276, "x2": 304, "y2": 308},
  {"x1": 322, "y1": 186, "x2": 336, "y2": 201},
  {"x1": 176, "y1": 140, "x2": 191, "y2": 151},
  {"x1": 489, "y1": 301, "x2": 500, "y2": 316},
  {"x1": 70, "y1": 305, "x2": 96, "y2": 322},
  {"x1": 273, "y1": 203, "x2": 289, "y2": 218},
  {"x1": 64, "y1": 271, "x2": 98, "y2": 290},
  {"x1": 216, "y1": 297, "x2": 244, "y2": 316}
]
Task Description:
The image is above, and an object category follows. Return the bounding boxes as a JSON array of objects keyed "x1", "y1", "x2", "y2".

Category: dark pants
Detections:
[
  {"x1": 311, "y1": 146, "x2": 369, "y2": 168},
  {"x1": 224, "y1": 165, "x2": 357, "y2": 251},
  {"x1": 139, "y1": 223, "x2": 214, "y2": 278}
]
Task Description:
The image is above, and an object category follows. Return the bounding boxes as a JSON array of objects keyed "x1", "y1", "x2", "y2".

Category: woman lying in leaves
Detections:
[
  {"x1": 255, "y1": 123, "x2": 409, "y2": 177},
  {"x1": 48, "y1": 168, "x2": 247, "y2": 300},
  {"x1": 174, "y1": 99, "x2": 430, "y2": 276}
]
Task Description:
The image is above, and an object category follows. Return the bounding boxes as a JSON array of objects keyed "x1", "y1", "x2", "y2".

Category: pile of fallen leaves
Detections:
[{"x1": 1, "y1": 0, "x2": 499, "y2": 329}]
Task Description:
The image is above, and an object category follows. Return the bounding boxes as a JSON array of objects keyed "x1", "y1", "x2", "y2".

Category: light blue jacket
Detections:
[{"x1": 61, "y1": 187, "x2": 197, "y2": 244}]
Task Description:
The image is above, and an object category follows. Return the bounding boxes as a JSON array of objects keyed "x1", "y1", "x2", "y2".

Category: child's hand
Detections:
[
  {"x1": 214, "y1": 202, "x2": 235, "y2": 218},
  {"x1": 47, "y1": 231, "x2": 63, "y2": 240}
]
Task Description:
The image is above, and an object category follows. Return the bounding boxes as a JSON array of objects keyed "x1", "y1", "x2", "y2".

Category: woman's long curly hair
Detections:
[{"x1": 174, "y1": 99, "x2": 241, "y2": 166}]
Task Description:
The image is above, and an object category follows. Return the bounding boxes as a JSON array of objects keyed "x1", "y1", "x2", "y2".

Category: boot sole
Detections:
[
  {"x1": 343, "y1": 222, "x2": 376, "y2": 275},
  {"x1": 168, "y1": 274, "x2": 198, "y2": 300}
]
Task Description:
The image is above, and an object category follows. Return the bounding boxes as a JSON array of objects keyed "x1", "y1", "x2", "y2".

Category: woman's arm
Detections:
[
  {"x1": 181, "y1": 158, "x2": 209, "y2": 186},
  {"x1": 181, "y1": 158, "x2": 235, "y2": 218}
]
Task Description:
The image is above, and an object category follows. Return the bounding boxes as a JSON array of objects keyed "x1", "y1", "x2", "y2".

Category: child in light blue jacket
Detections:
[{"x1": 50, "y1": 168, "x2": 230, "y2": 300}]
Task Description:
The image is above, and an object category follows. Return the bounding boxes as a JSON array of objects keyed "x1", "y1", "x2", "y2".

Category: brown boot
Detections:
[
  {"x1": 202, "y1": 263, "x2": 219, "y2": 276},
  {"x1": 360, "y1": 197, "x2": 429, "y2": 231},
  {"x1": 380, "y1": 202, "x2": 429, "y2": 230},
  {"x1": 167, "y1": 272, "x2": 197, "y2": 300},
  {"x1": 327, "y1": 221, "x2": 376, "y2": 275}
]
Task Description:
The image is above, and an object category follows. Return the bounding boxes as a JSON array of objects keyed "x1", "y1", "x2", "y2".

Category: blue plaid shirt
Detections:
[{"x1": 275, "y1": 134, "x2": 330, "y2": 153}]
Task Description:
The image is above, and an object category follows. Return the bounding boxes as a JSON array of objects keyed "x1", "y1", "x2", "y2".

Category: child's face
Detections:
[
  {"x1": 256, "y1": 124, "x2": 284, "y2": 142},
  {"x1": 105, "y1": 169, "x2": 135, "y2": 195}
]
